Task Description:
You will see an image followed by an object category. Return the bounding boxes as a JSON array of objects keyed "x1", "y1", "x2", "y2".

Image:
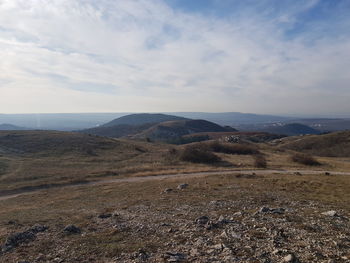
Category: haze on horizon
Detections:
[{"x1": 0, "y1": 0, "x2": 349, "y2": 115}]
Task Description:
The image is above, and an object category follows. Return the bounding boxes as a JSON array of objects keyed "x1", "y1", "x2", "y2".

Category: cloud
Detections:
[{"x1": 0, "y1": 0, "x2": 349, "y2": 114}]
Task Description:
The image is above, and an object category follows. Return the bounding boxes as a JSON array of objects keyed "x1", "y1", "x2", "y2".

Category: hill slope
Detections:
[
  {"x1": 0, "y1": 130, "x2": 123, "y2": 156},
  {"x1": 260, "y1": 123, "x2": 321, "y2": 136},
  {"x1": 171, "y1": 112, "x2": 291, "y2": 125},
  {"x1": 133, "y1": 119, "x2": 237, "y2": 142},
  {"x1": 0, "y1": 123, "x2": 27, "y2": 130},
  {"x1": 102, "y1": 113, "x2": 188, "y2": 127},
  {"x1": 279, "y1": 130, "x2": 350, "y2": 157}
]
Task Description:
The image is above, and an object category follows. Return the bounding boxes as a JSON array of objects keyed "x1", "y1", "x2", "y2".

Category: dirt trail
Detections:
[{"x1": 1, "y1": 169, "x2": 349, "y2": 201}]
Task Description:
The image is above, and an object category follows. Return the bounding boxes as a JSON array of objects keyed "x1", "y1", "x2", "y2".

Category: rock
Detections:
[
  {"x1": 2, "y1": 230, "x2": 36, "y2": 252},
  {"x1": 259, "y1": 207, "x2": 270, "y2": 213},
  {"x1": 284, "y1": 253, "x2": 299, "y2": 262},
  {"x1": 195, "y1": 216, "x2": 210, "y2": 225},
  {"x1": 98, "y1": 213, "x2": 112, "y2": 219},
  {"x1": 1, "y1": 223, "x2": 49, "y2": 252},
  {"x1": 294, "y1": 172, "x2": 302, "y2": 176},
  {"x1": 233, "y1": 211, "x2": 242, "y2": 216},
  {"x1": 325, "y1": 172, "x2": 331, "y2": 176},
  {"x1": 30, "y1": 224, "x2": 48, "y2": 233},
  {"x1": 163, "y1": 188, "x2": 173, "y2": 193},
  {"x1": 63, "y1": 225, "x2": 81, "y2": 234},
  {"x1": 136, "y1": 249, "x2": 149, "y2": 261},
  {"x1": 177, "y1": 183, "x2": 189, "y2": 190},
  {"x1": 164, "y1": 252, "x2": 186, "y2": 262},
  {"x1": 259, "y1": 207, "x2": 285, "y2": 214},
  {"x1": 270, "y1": 208, "x2": 285, "y2": 214},
  {"x1": 217, "y1": 215, "x2": 234, "y2": 225},
  {"x1": 321, "y1": 210, "x2": 338, "y2": 217}
]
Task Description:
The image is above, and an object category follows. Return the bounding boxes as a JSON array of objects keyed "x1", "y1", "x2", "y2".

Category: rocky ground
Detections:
[{"x1": 0, "y1": 172, "x2": 349, "y2": 263}]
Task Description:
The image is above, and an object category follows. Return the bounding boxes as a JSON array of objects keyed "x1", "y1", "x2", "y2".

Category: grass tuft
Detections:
[{"x1": 291, "y1": 153, "x2": 321, "y2": 166}]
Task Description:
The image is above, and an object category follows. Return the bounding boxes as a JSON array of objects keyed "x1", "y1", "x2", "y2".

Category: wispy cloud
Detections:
[{"x1": 0, "y1": 0, "x2": 349, "y2": 114}]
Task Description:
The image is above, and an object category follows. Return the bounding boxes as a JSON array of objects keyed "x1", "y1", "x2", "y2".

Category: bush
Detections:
[
  {"x1": 180, "y1": 144, "x2": 221, "y2": 164},
  {"x1": 291, "y1": 153, "x2": 321, "y2": 166},
  {"x1": 253, "y1": 154, "x2": 267, "y2": 168},
  {"x1": 0, "y1": 160, "x2": 8, "y2": 175},
  {"x1": 208, "y1": 141, "x2": 259, "y2": 155}
]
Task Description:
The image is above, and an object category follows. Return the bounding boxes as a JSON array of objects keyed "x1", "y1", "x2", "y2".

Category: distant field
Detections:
[{"x1": 0, "y1": 130, "x2": 350, "y2": 194}]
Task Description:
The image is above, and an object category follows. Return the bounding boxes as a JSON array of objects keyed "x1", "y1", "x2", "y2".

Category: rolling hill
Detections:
[
  {"x1": 0, "y1": 123, "x2": 27, "y2": 130},
  {"x1": 81, "y1": 113, "x2": 189, "y2": 139},
  {"x1": 133, "y1": 119, "x2": 237, "y2": 142},
  {"x1": 0, "y1": 130, "x2": 122, "y2": 156},
  {"x1": 260, "y1": 123, "x2": 321, "y2": 136},
  {"x1": 102, "y1": 113, "x2": 188, "y2": 127},
  {"x1": 279, "y1": 130, "x2": 350, "y2": 157},
  {"x1": 81, "y1": 114, "x2": 237, "y2": 143}
]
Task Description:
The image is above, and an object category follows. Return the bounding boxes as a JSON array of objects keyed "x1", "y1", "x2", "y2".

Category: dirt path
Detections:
[{"x1": 1, "y1": 169, "x2": 349, "y2": 201}]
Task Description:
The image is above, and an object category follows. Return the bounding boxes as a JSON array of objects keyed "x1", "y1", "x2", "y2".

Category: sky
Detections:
[{"x1": 0, "y1": 0, "x2": 349, "y2": 115}]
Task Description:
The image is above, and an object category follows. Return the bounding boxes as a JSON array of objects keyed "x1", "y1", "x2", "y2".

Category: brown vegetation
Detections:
[
  {"x1": 291, "y1": 153, "x2": 321, "y2": 166},
  {"x1": 179, "y1": 144, "x2": 221, "y2": 163},
  {"x1": 253, "y1": 154, "x2": 267, "y2": 168},
  {"x1": 279, "y1": 131, "x2": 350, "y2": 157},
  {"x1": 208, "y1": 141, "x2": 260, "y2": 155}
]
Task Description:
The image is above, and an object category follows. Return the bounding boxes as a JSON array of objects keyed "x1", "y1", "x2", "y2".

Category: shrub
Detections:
[
  {"x1": 291, "y1": 153, "x2": 321, "y2": 166},
  {"x1": 208, "y1": 141, "x2": 259, "y2": 155},
  {"x1": 253, "y1": 154, "x2": 267, "y2": 168},
  {"x1": 0, "y1": 160, "x2": 8, "y2": 175},
  {"x1": 180, "y1": 144, "x2": 221, "y2": 164}
]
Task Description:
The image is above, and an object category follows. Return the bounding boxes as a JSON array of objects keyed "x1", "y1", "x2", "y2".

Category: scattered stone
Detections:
[
  {"x1": 2, "y1": 224, "x2": 48, "y2": 252},
  {"x1": 233, "y1": 211, "x2": 242, "y2": 217},
  {"x1": 321, "y1": 210, "x2": 338, "y2": 217},
  {"x1": 259, "y1": 207, "x2": 285, "y2": 214},
  {"x1": 2, "y1": 230, "x2": 36, "y2": 252},
  {"x1": 325, "y1": 172, "x2": 331, "y2": 176},
  {"x1": 195, "y1": 216, "x2": 210, "y2": 225},
  {"x1": 177, "y1": 183, "x2": 189, "y2": 190},
  {"x1": 63, "y1": 225, "x2": 81, "y2": 234},
  {"x1": 284, "y1": 253, "x2": 299, "y2": 262},
  {"x1": 136, "y1": 249, "x2": 149, "y2": 261},
  {"x1": 163, "y1": 188, "x2": 173, "y2": 193},
  {"x1": 259, "y1": 207, "x2": 270, "y2": 213},
  {"x1": 30, "y1": 224, "x2": 48, "y2": 233},
  {"x1": 98, "y1": 213, "x2": 112, "y2": 219},
  {"x1": 294, "y1": 172, "x2": 302, "y2": 176},
  {"x1": 164, "y1": 252, "x2": 186, "y2": 262}
]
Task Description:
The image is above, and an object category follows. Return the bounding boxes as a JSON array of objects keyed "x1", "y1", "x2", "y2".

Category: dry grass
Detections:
[
  {"x1": 207, "y1": 141, "x2": 260, "y2": 155},
  {"x1": 279, "y1": 131, "x2": 350, "y2": 157},
  {"x1": 291, "y1": 153, "x2": 321, "y2": 166},
  {"x1": 253, "y1": 154, "x2": 267, "y2": 168},
  {"x1": 0, "y1": 170, "x2": 349, "y2": 261},
  {"x1": 179, "y1": 144, "x2": 221, "y2": 163}
]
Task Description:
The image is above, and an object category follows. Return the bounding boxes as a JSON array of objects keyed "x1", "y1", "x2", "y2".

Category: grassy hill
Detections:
[
  {"x1": 81, "y1": 114, "x2": 236, "y2": 143},
  {"x1": 102, "y1": 113, "x2": 188, "y2": 127},
  {"x1": 0, "y1": 130, "x2": 121, "y2": 156},
  {"x1": 133, "y1": 119, "x2": 237, "y2": 142},
  {"x1": 80, "y1": 123, "x2": 155, "y2": 139},
  {"x1": 279, "y1": 130, "x2": 350, "y2": 157}
]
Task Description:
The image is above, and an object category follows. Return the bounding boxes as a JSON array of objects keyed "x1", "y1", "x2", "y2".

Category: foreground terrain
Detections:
[{"x1": 0, "y1": 130, "x2": 349, "y2": 262}]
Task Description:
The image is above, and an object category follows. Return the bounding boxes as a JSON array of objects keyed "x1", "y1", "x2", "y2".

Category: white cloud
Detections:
[{"x1": 0, "y1": 0, "x2": 349, "y2": 114}]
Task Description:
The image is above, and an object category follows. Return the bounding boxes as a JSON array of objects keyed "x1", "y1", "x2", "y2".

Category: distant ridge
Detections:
[
  {"x1": 102, "y1": 113, "x2": 188, "y2": 127},
  {"x1": 279, "y1": 130, "x2": 350, "y2": 157},
  {"x1": 0, "y1": 123, "x2": 27, "y2": 130},
  {"x1": 133, "y1": 119, "x2": 237, "y2": 141},
  {"x1": 80, "y1": 114, "x2": 237, "y2": 143},
  {"x1": 81, "y1": 113, "x2": 190, "y2": 138},
  {"x1": 260, "y1": 123, "x2": 320, "y2": 136}
]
